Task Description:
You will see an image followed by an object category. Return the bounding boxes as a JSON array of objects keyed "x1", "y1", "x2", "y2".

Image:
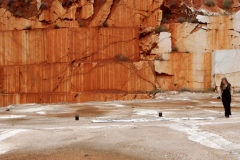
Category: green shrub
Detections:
[
  {"x1": 7, "y1": 0, "x2": 14, "y2": 6},
  {"x1": 204, "y1": 0, "x2": 215, "y2": 7},
  {"x1": 114, "y1": 54, "x2": 128, "y2": 61},
  {"x1": 177, "y1": 17, "x2": 186, "y2": 23},
  {"x1": 103, "y1": 21, "x2": 108, "y2": 27},
  {"x1": 223, "y1": 0, "x2": 232, "y2": 9},
  {"x1": 14, "y1": 11, "x2": 22, "y2": 17},
  {"x1": 161, "y1": 17, "x2": 168, "y2": 23},
  {"x1": 161, "y1": 13, "x2": 172, "y2": 23},
  {"x1": 155, "y1": 25, "x2": 168, "y2": 33},
  {"x1": 172, "y1": 46, "x2": 178, "y2": 52},
  {"x1": 54, "y1": 24, "x2": 60, "y2": 29},
  {"x1": 24, "y1": 26, "x2": 32, "y2": 30}
]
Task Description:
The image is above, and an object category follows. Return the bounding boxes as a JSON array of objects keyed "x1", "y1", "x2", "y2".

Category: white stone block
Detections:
[
  {"x1": 158, "y1": 32, "x2": 172, "y2": 54},
  {"x1": 212, "y1": 50, "x2": 240, "y2": 74},
  {"x1": 233, "y1": 10, "x2": 240, "y2": 32},
  {"x1": 212, "y1": 50, "x2": 240, "y2": 88},
  {"x1": 197, "y1": 15, "x2": 209, "y2": 23}
]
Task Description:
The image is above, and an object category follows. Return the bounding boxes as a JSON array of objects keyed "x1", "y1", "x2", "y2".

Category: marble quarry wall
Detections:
[
  {"x1": 212, "y1": 50, "x2": 240, "y2": 91},
  {"x1": 0, "y1": 0, "x2": 240, "y2": 106},
  {"x1": 0, "y1": 28, "x2": 155, "y2": 106}
]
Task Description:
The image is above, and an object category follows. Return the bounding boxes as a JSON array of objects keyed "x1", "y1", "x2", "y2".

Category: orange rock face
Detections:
[
  {"x1": 106, "y1": 0, "x2": 162, "y2": 28},
  {"x1": 0, "y1": 27, "x2": 155, "y2": 106},
  {"x1": 0, "y1": 0, "x2": 240, "y2": 106},
  {"x1": 0, "y1": 28, "x2": 139, "y2": 65},
  {"x1": 0, "y1": 0, "x2": 163, "y2": 30}
]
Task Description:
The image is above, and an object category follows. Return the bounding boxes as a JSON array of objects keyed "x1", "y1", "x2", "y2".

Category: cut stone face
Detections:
[
  {"x1": 155, "y1": 53, "x2": 211, "y2": 90},
  {"x1": 212, "y1": 50, "x2": 240, "y2": 90}
]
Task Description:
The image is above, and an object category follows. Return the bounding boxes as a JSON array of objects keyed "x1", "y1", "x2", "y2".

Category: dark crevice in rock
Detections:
[
  {"x1": 104, "y1": 0, "x2": 120, "y2": 25},
  {"x1": 39, "y1": 19, "x2": 51, "y2": 24},
  {"x1": 61, "y1": 0, "x2": 77, "y2": 8},
  {"x1": 140, "y1": 41, "x2": 158, "y2": 56},
  {"x1": 161, "y1": 0, "x2": 204, "y2": 24},
  {"x1": 62, "y1": 18, "x2": 74, "y2": 21},
  {"x1": 139, "y1": 30, "x2": 153, "y2": 39},
  {"x1": 156, "y1": 72, "x2": 174, "y2": 77}
]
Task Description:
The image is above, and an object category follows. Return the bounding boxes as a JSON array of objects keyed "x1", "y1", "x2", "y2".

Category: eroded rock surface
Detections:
[{"x1": 0, "y1": 0, "x2": 240, "y2": 105}]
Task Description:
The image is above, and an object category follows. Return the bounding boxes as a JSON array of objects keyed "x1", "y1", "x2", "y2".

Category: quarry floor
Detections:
[{"x1": 0, "y1": 92, "x2": 240, "y2": 160}]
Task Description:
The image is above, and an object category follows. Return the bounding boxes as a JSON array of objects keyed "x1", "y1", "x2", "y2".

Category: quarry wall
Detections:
[{"x1": 0, "y1": 0, "x2": 240, "y2": 106}]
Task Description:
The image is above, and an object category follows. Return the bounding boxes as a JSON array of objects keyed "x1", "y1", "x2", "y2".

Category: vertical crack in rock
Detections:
[
  {"x1": 103, "y1": 0, "x2": 120, "y2": 25},
  {"x1": 139, "y1": 28, "x2": 159, "y2": 60},
  {"x1": 117, "y1": 61, "x2": 156, "y2": 90},
  {"x1": 87, "y1": 0, "x2": 113, "y2": 27}
]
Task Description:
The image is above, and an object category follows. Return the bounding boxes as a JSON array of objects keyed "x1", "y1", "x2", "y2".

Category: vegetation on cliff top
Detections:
[
  {"x1": 204, "y1": 0, "x2": 215, "y2": 7},
  {"x1": 155, "y1": 25, "x2": 168, "y2": 33},
  {"x1": 223, "y1": 0, "x2": 232, "y2": 9}
]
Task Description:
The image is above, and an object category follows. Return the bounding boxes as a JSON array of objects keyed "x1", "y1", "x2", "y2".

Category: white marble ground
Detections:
[{"x1": 0, "y1": 92, "x2": 240, "y2": 160}]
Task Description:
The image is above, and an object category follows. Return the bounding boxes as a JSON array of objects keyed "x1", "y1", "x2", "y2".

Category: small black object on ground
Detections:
[
  {"x1": 75, "y1": 114, "x2": 79, "y2": 120},
  {"x1": 159, "y1": 112, "x2": 163, "y2": 117}
]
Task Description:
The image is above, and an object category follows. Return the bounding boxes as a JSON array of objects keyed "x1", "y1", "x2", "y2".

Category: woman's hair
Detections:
[{"x1": 220, "y1": 77, "x2": 231, "y2": 91}]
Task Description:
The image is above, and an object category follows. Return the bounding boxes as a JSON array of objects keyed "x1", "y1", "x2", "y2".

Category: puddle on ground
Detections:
[{"x1": 47, "y1": 106, "x2": 112, "y2": 118}]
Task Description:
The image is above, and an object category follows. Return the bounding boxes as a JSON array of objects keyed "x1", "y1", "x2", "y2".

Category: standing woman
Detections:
[{"x1": 220, "y1": 77, "x2": 232, "y2": 118}]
